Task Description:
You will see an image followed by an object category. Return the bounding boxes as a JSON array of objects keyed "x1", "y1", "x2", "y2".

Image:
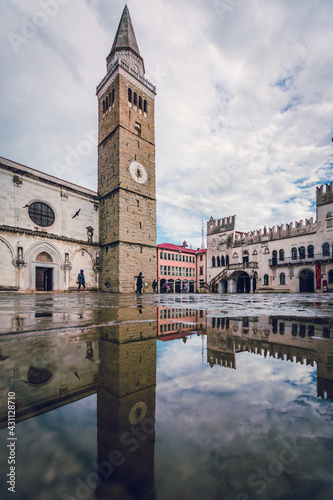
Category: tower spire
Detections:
[
  {"x1": 106, "y1": 5, "x2": 145, "y2": 76},
  {"x1": 111, "y1": 5, "x2": 141, "y2": 56}
]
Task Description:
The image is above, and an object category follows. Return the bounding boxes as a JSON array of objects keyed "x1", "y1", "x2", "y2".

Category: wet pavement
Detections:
[{"x1": 0, "y1": 292, "x2": 333, "y2": 500}]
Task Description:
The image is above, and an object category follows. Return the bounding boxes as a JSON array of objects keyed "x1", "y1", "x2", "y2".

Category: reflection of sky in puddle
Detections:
[
  {"x1": 155, "y1": 337, "x2": 333, "y2": 500},
  {"x1": 0, "y1": 294, "x2": 332, "y2": 500}
]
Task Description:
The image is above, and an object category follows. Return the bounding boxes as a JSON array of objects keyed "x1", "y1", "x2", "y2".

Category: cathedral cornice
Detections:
[{"x1": 0, "y1": 225, "x2": 100, "y2": 247}]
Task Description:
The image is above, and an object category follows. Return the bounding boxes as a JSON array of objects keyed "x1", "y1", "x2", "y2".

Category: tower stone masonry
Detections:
[{"x1": 97, "y1": 6, "x2": 157, "y2": 293}]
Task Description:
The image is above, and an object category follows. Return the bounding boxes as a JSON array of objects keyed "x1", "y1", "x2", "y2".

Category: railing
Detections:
[
  {"x1": 209, "y1": 262, "x2": 259, "y2": 289},
  {"x1": 269, "y1": 253, "x2": 333, "y2": 267}
]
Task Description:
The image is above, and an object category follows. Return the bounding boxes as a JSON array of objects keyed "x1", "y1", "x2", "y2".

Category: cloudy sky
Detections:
[{"x1": 0, "y1": 0, "x2": 332, "y2": 247}]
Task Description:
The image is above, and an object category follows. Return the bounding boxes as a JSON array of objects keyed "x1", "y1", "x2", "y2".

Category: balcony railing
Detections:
[{"x1": 269, "y1": 253, "x2": 333, "y2": 267}]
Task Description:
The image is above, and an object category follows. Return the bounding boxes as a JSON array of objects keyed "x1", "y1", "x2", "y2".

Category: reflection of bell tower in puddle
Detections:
[{"x1": 96, "y1": 301, "x2": 157, "y2": 500}]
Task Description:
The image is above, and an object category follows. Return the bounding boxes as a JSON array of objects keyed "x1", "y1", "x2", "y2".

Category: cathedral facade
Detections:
[
  {"x1": 207, "y1": 182, "x2": 333, "y2": 294},
  {"x1": 0, "y1": 6, "x2": 157, "y2": 293}
]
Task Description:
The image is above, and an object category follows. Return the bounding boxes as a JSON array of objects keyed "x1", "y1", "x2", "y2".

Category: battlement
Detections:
[
  {"x1": 233, "y1": 217, "x2": 316, "y2": 245},
  {"x1": 316, "y1": 182, "x2": 333, "y2": 206},
  {"x1": 207, "y1": 215, "x2": 236, "y2": 235}
]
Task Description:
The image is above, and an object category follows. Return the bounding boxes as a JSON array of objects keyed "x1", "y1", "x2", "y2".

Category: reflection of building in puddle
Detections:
[
  {"x1": 0, "y1": 303, "x2": 158, "y2": 500},
  {"x1": 157, "y1": 307, "x2": 204, "y2": 342},
  {"x1": 205, "y1": 315, "x2": 333, "y2": 401}
]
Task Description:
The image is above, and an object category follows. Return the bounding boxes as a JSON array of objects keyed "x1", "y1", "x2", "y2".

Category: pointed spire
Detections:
[{"x1": 111, "y1": 5, "x2": 140, "y2": 56}]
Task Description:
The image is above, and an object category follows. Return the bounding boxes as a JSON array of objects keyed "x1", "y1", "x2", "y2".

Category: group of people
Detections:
[{"x1": 78, "y1": 270, "x2": 188, "y2": 295}]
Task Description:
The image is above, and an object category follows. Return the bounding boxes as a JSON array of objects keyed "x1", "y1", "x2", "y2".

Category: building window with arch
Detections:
[
  {"x1": 216, "y1": 256, "x2": 220, "y2": 267},
  {"x1": 103, "y1": 100, "x2": 106, "y2": 113},
  {"x1": 299, "y1": 246, "x2": 305, "y2": 259},
  {"x1": 263, "y1": 274, "x2": 269, "y2": 286},
  {"x1": 133, "y1": 92, "x2": 138, "y2": 106},
  {"x1": 279, "y1": 273, "x2": 286, "y2": 285},
  {"x1": 308, "y1": 245, "x2": 314, "y2": 258},
  {"x1": 279, "y1": 249, "x2": 285, "y2": 262},
  {"x1": 221, "y1": 255, "x2": 225, "y2": 266},
  {"x1": 292, "y1": 247, "x2": 297, "y2": 260},
  {"x1": 128, "y1": 88, "x2": 132, "y2": 103},
  {"x1": 272, "y1": 250, "x2": 277, "y2": 266},
  {"x1": 28, "y1": 202, "x2": 55, "y2": 227},
  {"x1": 139, "y1": 96, "x2": 143, "y2": 110},
  {"x1": 226, "y1": 255, "x2": 229, "y2": 266},
  {"x1": 112, "y1": 88, "x2": 115, "y2": 104},
  {"x1": 212, "y1": 257, "x2": 216, "y2": 268},
  {"x1": 323, "y1": 242, "x2": 330, "y2": 257},
  {"x1": 144, "y1": 100, "x2": 148, "y2": 114}
]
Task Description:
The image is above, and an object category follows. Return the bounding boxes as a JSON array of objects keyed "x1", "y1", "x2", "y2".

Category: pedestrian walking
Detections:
[
  {"x1": 152, "y1": 279, "x2": 158, "y2": 293},
  {"x1": 136, "y1": 272, "x2": 143, "y2": 294},
  {"x1": 78, "y1": 269, "x2": 87, "y2": 293}
]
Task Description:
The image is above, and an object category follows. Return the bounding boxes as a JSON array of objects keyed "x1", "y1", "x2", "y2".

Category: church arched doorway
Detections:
[{"x1": 299, "y1": 269, "x2": 315, "y2": 293}]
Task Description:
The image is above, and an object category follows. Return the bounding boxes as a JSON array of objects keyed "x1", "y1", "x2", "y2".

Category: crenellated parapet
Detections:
[
  {"x1": 233, "y1": 217, "x2": 316, "y2": 245},
  {"x1": 316, "y1": 182, "x2": 333, "y2": 206},
  {"x1": 207, "y1": 215, "x2": 236, "y2": 235}
]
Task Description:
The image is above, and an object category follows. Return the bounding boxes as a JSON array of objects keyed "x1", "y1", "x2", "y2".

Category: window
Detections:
[
  {"x1": 226, "y1": 255, "x2": 229, "y2": 266},
  {"x1": 144, "y1": 100, "x2": 148, "y2": 114},
  {"x1": 279, "y1": 249, "x2": 284, "y2": 261},
  {"x1": 28, "y1": 202, "x2": 55, "y2": 227},
  {"x1": 292, "y1": 324, "x2": 298, "y2": 336},
  {"x1": 328, "y1": 270, "x2": 333, "y2": 284},
  {"x1": 160, "y1": 252, "x2": 163, "y2": 259},
  {"x1": 176, "y1": 255, "x2": 178, "y2": 261},
  {"x1": 103, "y1": 100, "x2": 106, "y2": 113},
  {"x1": 139, "y1": 96, "x2": 143, "y2": 110},
  {"x1": 133, "y1": 92, "x2": 137, "y2": 106},
  {"x1": 263, "y1": 274, "x2": 269, "y2": 286},
  {"x1": 323, "y1": 243, "x2": 330, "y2": 257},
  {"x1": 212, "y1": 257, "x2": 216, "y2": 268},
  {"x1": 160, "y1": 265, "x2": 163, "y2": 275},
  {"x1": 186, "y1": 256, "x2": 188, "y2": 263},
  {"x1": 272, "y1": 250, "x2": 277, "y2": 266},
  {"x1": 106, "y1": 96, "x2": 109, "y2": 109},
  {"x1": 299, "y1": 324, "x2": 306, "y2": 338},
  {"x1": 164, "y1": 253, "x2": 167, "y2": 259},
  {"x1": 168, "y1": 253, "x2": 170, "y2": 260},
  {"x1": 164, "y1": 266, "x2": 167, "y2": 275},
  {"x1": 216, "y1": 256, "x2": 220, "y2": 267},
  {"x1": 308, "y1": 245, "x2": 314, "y2": 258},
  {"x1": 279, "y1": 273, "x2": 286, "y2": 285},
  {"x1": 299, "y1": 246, "x2": 305, "y2": 259},
  {"x1": 112, "y1": 88, "x2": 115, "y2": 104},
  {"x1": 128, "y1": 88, "x2": 132, "y2": 102},
  {"x1": 308, "y1": 325, "x2": 314, "y2": 337},
  {"x1": 200, "y1": 255, "x2": 203, "y2": 261},
  {"x1": 221, "y1": 255, "x2": 225, "y2": 266},
  {"x1": 200, "y1": 266, "x2": 203, "y2": 276},
  {"x1": 279, "y1": 322, "x2": 285, "y2": 335},
  {"x1": 172, "y1": 254, "x2": 175, "y2": 261},
  {"x1": 291, "y1": 248, "x2": 297, "y2": 260}
]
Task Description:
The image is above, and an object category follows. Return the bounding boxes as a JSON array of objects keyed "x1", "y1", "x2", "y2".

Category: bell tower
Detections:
[{"x1": 97, "y1": 6, "x2": 157, "y2": 293}]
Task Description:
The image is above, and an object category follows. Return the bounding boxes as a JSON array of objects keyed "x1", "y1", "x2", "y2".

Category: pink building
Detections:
[{"x1": 157, "y1": 242, "x2": 197, "y2": 293}]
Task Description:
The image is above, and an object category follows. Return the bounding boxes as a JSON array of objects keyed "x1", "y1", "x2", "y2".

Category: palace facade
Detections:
[{"x1": 207, "y1": 182, "x2": 333, "y2": 294}]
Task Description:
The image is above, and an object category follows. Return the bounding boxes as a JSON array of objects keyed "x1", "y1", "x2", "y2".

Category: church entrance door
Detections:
[{"x1": 36, "y1": 267, "x2": 53, "y2": 291}]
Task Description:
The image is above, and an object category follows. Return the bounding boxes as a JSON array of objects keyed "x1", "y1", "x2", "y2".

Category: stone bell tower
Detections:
[{"x1": 97, "y1": 6, "x2": 157, "y2": 293}]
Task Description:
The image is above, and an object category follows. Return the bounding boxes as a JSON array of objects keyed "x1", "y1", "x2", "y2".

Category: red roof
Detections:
[
  {"x1": 196, "y1": 248, "x2": 207, "y2": 254},
  {"x1": 157, "y1": 243, "x2": 197, "y2": 254}
]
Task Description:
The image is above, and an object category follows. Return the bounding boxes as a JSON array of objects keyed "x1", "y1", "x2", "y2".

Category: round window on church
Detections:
[{"x1": 28, "y1": 202, "x2": 55, "y2": 227}]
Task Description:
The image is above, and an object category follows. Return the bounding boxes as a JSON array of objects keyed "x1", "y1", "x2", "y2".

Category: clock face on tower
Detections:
[{"x1": 129, "y1": 161, "x2": 148, "y2": 184}]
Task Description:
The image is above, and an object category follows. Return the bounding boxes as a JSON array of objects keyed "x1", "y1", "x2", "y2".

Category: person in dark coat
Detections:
[
  {"x1": 78, "y1": 269, "x2": 86, "y2": 293},
  {"x1": 152, "y1": 279, "x2": 158, "y2": 293},
  {"x1": 136, "y1": 272, "x2": 143, "y2": 294}
]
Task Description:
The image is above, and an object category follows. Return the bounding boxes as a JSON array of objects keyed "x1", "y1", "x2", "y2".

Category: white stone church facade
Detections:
[
  {"x1": 207, "y1": 182, "x2": 333, "y2": 294},
  {"x1": 0, "y1": 157, "x2": 100, "y2": 292}
]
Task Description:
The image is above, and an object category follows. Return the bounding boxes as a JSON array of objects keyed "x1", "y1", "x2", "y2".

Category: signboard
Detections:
[{"x1": 316, "y1": 263, "x2": 321, "y2": 290}]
